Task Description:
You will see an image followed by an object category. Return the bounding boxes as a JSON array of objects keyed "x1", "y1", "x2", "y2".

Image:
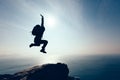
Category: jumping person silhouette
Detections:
[{"x1": 29, "y1": 14, "x2": 48, "y2": 53}]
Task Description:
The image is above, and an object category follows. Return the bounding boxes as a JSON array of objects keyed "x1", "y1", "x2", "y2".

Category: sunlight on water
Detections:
[{"x1": 41, "y1": 54, "x2": 62, "y2": 64}]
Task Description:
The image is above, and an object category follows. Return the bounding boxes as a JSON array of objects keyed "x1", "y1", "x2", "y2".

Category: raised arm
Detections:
[{"x1": 40, "y1": 14, "x2": 44, "y2": 27}]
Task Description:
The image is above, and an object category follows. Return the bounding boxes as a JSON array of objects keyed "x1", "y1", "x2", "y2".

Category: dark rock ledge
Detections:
[{"x1": 0, "y1": 63, "x2": 80, "y2": 80}]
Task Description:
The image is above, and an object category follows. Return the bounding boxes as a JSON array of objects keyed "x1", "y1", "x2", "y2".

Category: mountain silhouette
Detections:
[{"x1": 0, "y1": 63, "x2": 80, "y2": 80}]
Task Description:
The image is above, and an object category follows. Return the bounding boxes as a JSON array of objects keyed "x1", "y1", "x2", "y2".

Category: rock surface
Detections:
[{"x1": 0, "y1": 63, "x2": 80, "y2": 80}]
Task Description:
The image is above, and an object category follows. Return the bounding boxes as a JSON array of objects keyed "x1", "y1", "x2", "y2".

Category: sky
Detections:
[{"x1": 0, "y1": 0, "x2": 120, "y2": 62}]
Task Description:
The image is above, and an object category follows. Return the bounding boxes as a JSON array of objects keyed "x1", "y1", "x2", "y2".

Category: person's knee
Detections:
[
  {"x1": 44, "y1": 40, "x2": 48, "y2": 45},
  {"x1": 41, "y1": 40, "x2": 48, "y2": 45},
  {"x1": 45, "y1": 40, "x2": 48, "y2": 44}
]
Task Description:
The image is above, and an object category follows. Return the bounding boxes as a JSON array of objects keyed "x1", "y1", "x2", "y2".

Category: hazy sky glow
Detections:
[{"x1": 0, "y1": 0, "x2": 120, "y2": 62}]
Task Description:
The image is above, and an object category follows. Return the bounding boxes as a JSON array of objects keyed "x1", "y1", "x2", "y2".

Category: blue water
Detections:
[
  {"x1": 0, "y1": 56, "x2": 40, "y2": 74},
  {"x1": 0, "y1": 54, "x2": 120, "y2": 80},
  {"x1": 68, "y1": 54, "x2": 120, "y2": 80}
]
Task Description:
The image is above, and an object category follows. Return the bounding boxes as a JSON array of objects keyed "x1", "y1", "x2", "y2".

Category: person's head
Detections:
[{"x1": 36, "y1": 24, "x2": 41, "y2": 27}]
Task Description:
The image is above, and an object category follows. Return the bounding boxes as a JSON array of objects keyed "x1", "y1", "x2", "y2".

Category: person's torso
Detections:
[{"x1": 37, "y1": 26, "x2": 45, "y2": 38}]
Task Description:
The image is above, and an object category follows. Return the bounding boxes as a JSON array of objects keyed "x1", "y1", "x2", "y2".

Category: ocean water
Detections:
[
  {"x1": 0, "y1": 57, "x2": 37, "y2": 74},
  {"x1": 0, "y1": 54, "x2": 120, "y2": 80},
  {"x1": 68, "y1": 54, "x2": 120, "y2": 80}
]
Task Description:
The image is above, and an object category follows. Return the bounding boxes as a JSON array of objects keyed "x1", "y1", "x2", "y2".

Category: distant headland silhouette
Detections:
[{"x1": 0, "y1": 63, "x2": 80, "y2": 80}]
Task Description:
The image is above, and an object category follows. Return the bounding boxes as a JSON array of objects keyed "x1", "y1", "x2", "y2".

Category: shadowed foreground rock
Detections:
[{"x1": 0, "y1": 63, "x2": 80, "y2": 80}]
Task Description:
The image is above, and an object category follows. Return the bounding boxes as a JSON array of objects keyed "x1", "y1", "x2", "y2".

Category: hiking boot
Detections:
[
  {"x1": 29, "y1": 44, "x2": 33, "y2": 48},
  {"x1": 40, "y1": 49, "x2": 47, "y2": 53}
]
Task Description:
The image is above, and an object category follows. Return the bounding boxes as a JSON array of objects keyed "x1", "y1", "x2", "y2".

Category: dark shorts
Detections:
[{"x1": 34, "y1": 36, "x2": 48, "y2": 45}]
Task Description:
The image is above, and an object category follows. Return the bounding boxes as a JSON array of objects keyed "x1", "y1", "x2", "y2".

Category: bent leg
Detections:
[
  {"x1": 29, "y1": 43, "x2": 40, "y2": 48},
  {"x1": 40, "y1": 40, "x2": 48, "y2": 53},
  {"x1": 29, "y1": 36, "x2": 40, "y2": 48}
]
